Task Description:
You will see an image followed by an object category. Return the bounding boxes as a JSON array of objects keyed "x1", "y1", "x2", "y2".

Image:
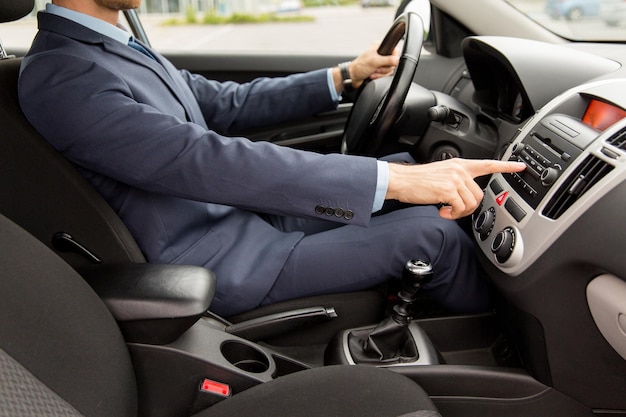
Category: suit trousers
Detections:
[{"x1": 260, "y1": 203, "x2": 490, "y2": 314}]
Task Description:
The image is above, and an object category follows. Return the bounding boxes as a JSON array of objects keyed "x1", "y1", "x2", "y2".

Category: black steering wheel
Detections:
[{"x1": 341, "y1": 12, "x2": 424, "y2": 157}]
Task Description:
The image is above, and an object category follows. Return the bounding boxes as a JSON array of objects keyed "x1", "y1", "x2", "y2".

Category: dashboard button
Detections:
[
  {"x1": 490, "y1": 179, "x2": 504, "y2": 195},
  {"x1": 504, "y1": 198, "x2": 526, "y2": 222}
]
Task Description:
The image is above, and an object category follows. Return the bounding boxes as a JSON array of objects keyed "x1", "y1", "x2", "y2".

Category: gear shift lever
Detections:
[
  {"x1": 347, "y1": 260, "x2": 433, "y2": 363},
  {"x1": 392, "y1": 260, "x2": 434, "y2": 325}
]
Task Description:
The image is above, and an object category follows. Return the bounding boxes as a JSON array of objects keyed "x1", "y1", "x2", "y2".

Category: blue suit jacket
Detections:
[{"x1": 18, "y1": 12, "x2": 378, "y2": 316}]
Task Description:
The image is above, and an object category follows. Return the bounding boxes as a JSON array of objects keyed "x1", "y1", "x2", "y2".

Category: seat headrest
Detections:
[{"x1": 0, "y1": 0, "x2": 35, "y2": 24}]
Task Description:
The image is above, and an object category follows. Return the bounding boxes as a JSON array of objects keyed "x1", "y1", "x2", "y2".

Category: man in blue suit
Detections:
[{"x1": 18, "y1": 0, "x2": 525, "y2": 317}]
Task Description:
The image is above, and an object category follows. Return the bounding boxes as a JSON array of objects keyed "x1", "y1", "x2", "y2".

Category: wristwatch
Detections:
[{"x1": 338, "y1": 61, "x2": 353, "y2": 92}]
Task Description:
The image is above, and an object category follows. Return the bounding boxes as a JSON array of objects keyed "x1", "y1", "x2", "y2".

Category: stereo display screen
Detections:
[{"x1": 582, "y1": 99, "x2": 626, "y2": 131}]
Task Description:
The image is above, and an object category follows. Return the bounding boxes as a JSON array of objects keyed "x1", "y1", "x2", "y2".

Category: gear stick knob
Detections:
[
  {"x1": 392, "y1": 260, "x2": 433, "y2": 326},
  {"x1": 341, "y1": 259, "x2": 433, "y2": 363}
]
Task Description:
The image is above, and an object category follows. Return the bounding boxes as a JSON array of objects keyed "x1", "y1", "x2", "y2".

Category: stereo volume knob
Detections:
[
  {"x1": 541, "y1": 166, "x2": 560, "y2": 186},
  {"x1": 491, "y1": 227, "x2": 515, "y2": 263}
]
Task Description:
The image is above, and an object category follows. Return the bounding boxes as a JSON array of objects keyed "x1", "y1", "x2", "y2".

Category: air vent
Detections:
[
  {"x1": 543, "y1": 155, "x2": 613, "y2": 219},
  {"x1": 605, "y1": 127, "x2": 626, "y2": 151}
]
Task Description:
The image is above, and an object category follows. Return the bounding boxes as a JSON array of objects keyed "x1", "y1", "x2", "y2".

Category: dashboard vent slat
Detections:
[
  {"x1": 606, "y1": 127, "x2": 626, "y2": 151},
  {"x1": 543, "y1": 155, "x2": 613, "y2": 219}
]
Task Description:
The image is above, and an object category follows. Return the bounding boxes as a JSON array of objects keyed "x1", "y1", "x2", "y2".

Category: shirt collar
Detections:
[{"x1": 45, "y1": 3, "x2": 131, "y2": 45}]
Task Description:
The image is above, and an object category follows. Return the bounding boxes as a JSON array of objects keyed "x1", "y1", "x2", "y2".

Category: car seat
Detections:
[{"x1": 0, "y1": 211, "x2": 441, "y2": 417}]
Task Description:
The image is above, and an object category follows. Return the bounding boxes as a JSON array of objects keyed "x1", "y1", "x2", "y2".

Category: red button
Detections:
[
  {"x1": 200, "y1": 379, "x2": 231, "y2": 397},
  {"x1": 495, "y1": 191, "x2": 508, "y2": 206}
]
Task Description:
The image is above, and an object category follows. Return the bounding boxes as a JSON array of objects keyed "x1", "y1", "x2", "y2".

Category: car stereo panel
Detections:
[{"x1": 473, "y1": 79, "x2": 626, "y2": 275}]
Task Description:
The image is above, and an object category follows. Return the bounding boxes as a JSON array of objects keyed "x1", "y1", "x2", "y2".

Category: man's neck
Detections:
[{"x1": 52, "y1": 0, "x2": 120, "y2": 26}]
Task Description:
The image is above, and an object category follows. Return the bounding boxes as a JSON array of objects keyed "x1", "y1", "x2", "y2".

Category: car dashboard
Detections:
[
  {"x1": 438, "y1": 35, "x2": 626, "y2": 408},
  {"x1": 474, "y1": 80, "x2": 626, "y2": 276}
]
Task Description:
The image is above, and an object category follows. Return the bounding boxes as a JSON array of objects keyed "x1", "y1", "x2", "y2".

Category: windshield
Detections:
[{"x1": 506, "y1": 0, "x2": 626, "y2": 41}]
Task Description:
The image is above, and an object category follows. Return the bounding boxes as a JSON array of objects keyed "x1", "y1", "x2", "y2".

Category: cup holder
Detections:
[{"x1": 221, "y1": 341, "x2": 270, "y2": 373}]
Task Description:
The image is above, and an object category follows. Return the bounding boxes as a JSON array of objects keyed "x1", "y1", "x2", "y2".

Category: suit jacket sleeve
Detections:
[
  {"x1": 180, "y1": 69, "x2": 338, "y2": 135},
  {"x1": 19, "y1": 46, "x2": 378, "y2": 227}
]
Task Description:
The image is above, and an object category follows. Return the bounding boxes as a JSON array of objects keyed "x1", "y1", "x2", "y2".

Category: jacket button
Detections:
[
  {"x1": 315, "y1": 205, "x2": 325, "y2": 215},
  {"x1": 334, "y1": 208, "x2": 344, "y2": 217},
  {"x1": 325, "y1": 207, "x2": 334, "y2": 216},
  {"x1": 344, "y1": 210, "x2": 354, "y2": 220}
]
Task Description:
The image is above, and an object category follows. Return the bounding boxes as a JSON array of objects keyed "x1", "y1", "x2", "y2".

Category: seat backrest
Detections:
[
  {"x1": 0, "y1": 212, "x2": 138, "y2": 417},
  {"x1": 0, "y1": 0, "x2": 143, "y2": 268},
  {"x1": 0, "y1": 55, "x2": 146, "y2": 268}
]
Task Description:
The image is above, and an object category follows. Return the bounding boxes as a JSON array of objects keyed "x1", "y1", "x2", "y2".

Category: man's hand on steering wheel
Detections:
[
  {"x1": 332, "y1": 43, "x2": 400, "y2": 93},
  {"x1": 341, "y1": 12, "x2": 424, "y2": 156}
]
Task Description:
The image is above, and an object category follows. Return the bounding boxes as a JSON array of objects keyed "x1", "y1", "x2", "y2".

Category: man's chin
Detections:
[{"x1": 95, "y1": 0, "x2": 142, "y2": 11}]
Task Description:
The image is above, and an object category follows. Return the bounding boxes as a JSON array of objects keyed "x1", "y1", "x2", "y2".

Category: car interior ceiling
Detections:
[{"x1": 1, "y1": 0, "x2": 626, "y2": 417}]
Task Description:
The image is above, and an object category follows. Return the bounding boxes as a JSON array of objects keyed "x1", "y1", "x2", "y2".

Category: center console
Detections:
[
  {"x1": 470, "y1": 79, "x2": 626, "y2": 411},
  {"x1": 473, "y1": 79, "x2": 626, "y2": 275},
  {"x1": 128, "y1": 317, "x2": 312, "y2": 417},
  {"x1": 81, "y1": 263, "x2": 314, "y2": 417}
]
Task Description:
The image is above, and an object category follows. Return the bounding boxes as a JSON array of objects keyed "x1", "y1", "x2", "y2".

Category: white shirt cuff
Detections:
[
  {"x1": 373, "y1": 161, "x2": 389, "y2": 212},
  {"x1": 327, "y1": 68, "x2": 341, "y2": 102}
]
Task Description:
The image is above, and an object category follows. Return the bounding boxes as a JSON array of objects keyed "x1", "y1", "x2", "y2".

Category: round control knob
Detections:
[
  {"x1": 491, "y1": 227, "x2": 515, "y2": 263},
  {"x1": 474, "y1": 207, "x2": 495, "y2": 241},
  {"x1": 541, "y1": 166, "x2": 560, "y2": 186},
  {"x1": 511, "y1": 143, "x2": 524, "y2": 157}
]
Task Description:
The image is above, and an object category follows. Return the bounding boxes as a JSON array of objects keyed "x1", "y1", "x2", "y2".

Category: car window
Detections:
[
  {"x1": 506, "y1": 0, "x2": 626, "y2": 41},
  {"x1": 137, "y1": 1, "x2": 400, "y2": 55},
  {"x1": 4, "y1": 1, "x2": 400, "y2": 55}
]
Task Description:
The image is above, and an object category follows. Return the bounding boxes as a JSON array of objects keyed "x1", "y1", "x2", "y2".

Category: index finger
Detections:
[{"x1": 463, "y1": 159, "x2": 526, "y2": 179}]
